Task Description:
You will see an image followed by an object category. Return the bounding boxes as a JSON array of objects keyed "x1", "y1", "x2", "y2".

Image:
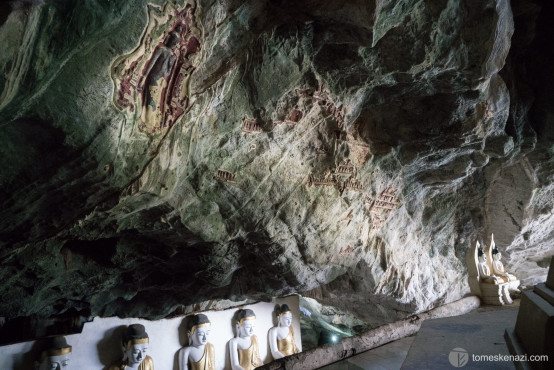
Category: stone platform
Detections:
[{"x1": 505, "y1": 258, "x2": 554, "y2": 370}]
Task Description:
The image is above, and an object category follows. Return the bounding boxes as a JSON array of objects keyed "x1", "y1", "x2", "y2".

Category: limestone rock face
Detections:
[{"x1": 0, "y1": 0, "x2": 553, "y2": 322}]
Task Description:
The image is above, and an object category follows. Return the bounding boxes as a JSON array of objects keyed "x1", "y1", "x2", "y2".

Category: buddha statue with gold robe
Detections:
[
  {"x1": 178, "y1": 314, "x2": 215, "y2": 370},
  {"x1": 109, "y1": 324, "x2": 154, "y2": 370},
  {"x1": 228, "y1": 309, "x2": 263, "y2": 370},
  {"x1": 491, "y1": 244, "x2": 517, "y2": 283},
  {"x1": 268, "y1": 304, "x2": 299, "y2": 359},
  {"x1": 35, "y1": 336, "x2": 72, "y2": 370}
]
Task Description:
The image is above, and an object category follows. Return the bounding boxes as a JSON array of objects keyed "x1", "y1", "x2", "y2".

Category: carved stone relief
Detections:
[
  {"x1": 341, "y1": 176, "x2": 364, "y2": 193},
  {"x1": 307, "y1": 159, "x2": 364, "y2": 196},
  {"x1": 217, "y1": 170, "x2": 236, "y2": 183},
  {"x1": 111, "y1": 3, "x2": 201, "y2": 135},
  {"x1": 313, "y1": 83, "x2": 345, "y2": 127},
  {"x1": 365, "y1": 186, "x2": 399, "y2": 230},
  {"x1": 335, "y1": 159, "x2": 355, "y2": 175},
  {"x1": 307, "y1": 172, "x2": 337, "y2": 187},
  {"x1": 287, "y1": 109, "x2": 303, "y2": 123},
  {"x1": 241, "y1": 116, "x2": 262, "y2": 133}
]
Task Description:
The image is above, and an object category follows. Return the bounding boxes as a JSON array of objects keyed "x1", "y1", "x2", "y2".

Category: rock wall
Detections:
[{"x1": 0, "y1": 0, "x2": 552, "y2": 325}]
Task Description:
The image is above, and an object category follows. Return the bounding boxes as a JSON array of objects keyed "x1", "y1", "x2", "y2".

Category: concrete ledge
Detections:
[
  {"x1": 514, "y1": 291, "x2": 554, "y2": 360},
  {"x1": 258, "y1": 296, "x2": 480, "y2": 370},
  {"x1": 546, "y1": 258, "x2": 554, "y2": 290},
  {"x1": 505, "y1": 328, "x2": 533, "y2": 370},
  {"x1": 534, "y1": 283, "x2": 554, "y2": 307}
]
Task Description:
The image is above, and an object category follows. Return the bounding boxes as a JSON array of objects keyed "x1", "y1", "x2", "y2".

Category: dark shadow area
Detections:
[
  {"x1": 12, "y1": 339, "x2": 42, "y2": 370},
  {"x1": 0, "y1": 2, "x2": 11, "y2": 28},
  {"x1": 0, "y1": 312, "x2": 91, "y2": 346},
  {"x1": 96, "y1": 324, "x2": 126, "y2": 369},
  {"x1": 64, "y1": 238, "x2": 118, "y2": 268}
]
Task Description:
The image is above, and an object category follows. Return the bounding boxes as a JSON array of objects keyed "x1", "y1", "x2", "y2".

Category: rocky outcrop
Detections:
[{"x1": 0, "y1": 0, "x2": 552, "y2": 325}]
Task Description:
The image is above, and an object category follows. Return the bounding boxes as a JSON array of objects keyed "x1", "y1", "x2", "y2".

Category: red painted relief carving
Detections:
[
  {"x1": 111, "y1": 3, "x2": 201, "y2": 135},
  {"x1": 336, "y1": 159, "x2": 355, "y2": 175},
  {"x1": 308, "y1": 172, "x2": 337, "y2": 187},
  {"x1": 217, "y1": 169, "x2": 236, "y2": 183},
  {"x1": 241, "y1": 116, "x2": 262, "y2": 133},
  {"x1": 365, "y1": 186, "x2": 399, "y2": 230},
  {"x1": 307, "y1": 158, "x2": 364, "y2": 195},
  {"x1": 313, "y1": 83, "x2": 329, "y2": 103},
  {"x1": 313, "y1": 83, "x2": 345, "y2": 127},
  {"x1": 341, "y1": 176, "x2": 363, "y2": 193},
  {"x1": 339, "y1": 245, "x2": 356, "y2": 256},
  {"x1": 287, "y1": 109, "x2": 303, "y2": 123}
]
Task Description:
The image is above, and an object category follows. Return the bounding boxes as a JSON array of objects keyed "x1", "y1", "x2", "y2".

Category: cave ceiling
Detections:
[{"x1": 0, "y1": 0, "x2": 553, "y2": 323}]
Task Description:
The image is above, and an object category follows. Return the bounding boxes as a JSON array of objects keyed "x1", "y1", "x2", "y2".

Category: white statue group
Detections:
[
  {"x1": 36, "y1": 324, "x2": 153, "y2": 370},
  {"x1": 471, "y1": 234, "x2": 520, "y2": 305},
  {"x1": 179, "y1": 305, "x2": 299, "y2": 370},
  {"x1": 35, "y1": 305, "x2": 299, "y2": 370}
]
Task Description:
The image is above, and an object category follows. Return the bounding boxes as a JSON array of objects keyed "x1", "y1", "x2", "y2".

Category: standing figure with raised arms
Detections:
[
  {"x1": 228, "y1": 309, "x2": 263, "y2": 370},
  {"x1": 109, "y1": 324, "x2": 154, "y2": 370},
  {"x1": 35, "y1": 336, "x2": 72, "y2": 370},
  {"x1": 178, "y1": 314, "x2": 215, "y2": 370},
  {"x1": 268, "y1": 304, "x2": 299, "y2": 359}
]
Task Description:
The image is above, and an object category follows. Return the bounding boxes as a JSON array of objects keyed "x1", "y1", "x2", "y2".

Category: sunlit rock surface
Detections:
[{"x1": 0, "y1": 0, "x2": 553, "y2": 323}]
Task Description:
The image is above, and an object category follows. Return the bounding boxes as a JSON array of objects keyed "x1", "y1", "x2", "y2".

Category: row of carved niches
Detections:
[
  {"x1": 194, "y1": 81, "x2": 400, "y2": 232},
  {"x1": 467, "y1": 234, "x2": 520, "y2": 306},
  {"x1": 0, "y1": 297, "x2": 301, "y2": 370},
  {"x1": 215, "y1": 156, "x2": 401, "y2": 232},
  {"x1": 218, "y1": 82, "x2": 347, "y2": 183}
]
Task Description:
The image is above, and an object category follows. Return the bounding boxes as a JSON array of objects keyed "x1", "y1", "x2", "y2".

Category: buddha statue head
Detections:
[
  {"x1": 235, "y1": 309, "x2": 256, "y2": 338},
  {"x1": 122, "y1": 324, "x2": 149, "y2": 368},
  {"x1": 187, "y1": 314, "x2": 211, "y2": 347},
  {"x1": 478, "y1": 245, "x2": 487, "y2": 263},
  {"x1": 36, "y1": 336, "x2": 72, "y2": 370},
  {"x1": 276, "y1": 304, "x2": 293, "y2": 328},
  {"x1": 492, "y1": 244, "x2": 501, "y2": 261}
]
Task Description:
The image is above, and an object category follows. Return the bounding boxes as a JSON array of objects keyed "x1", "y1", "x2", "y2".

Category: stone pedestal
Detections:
[
  {"x1": 505, "y1": 257, "x2": 553, "y2": 370},
  {"x1": 546, "y1": 258, "x2": 554, "y2": 290}
]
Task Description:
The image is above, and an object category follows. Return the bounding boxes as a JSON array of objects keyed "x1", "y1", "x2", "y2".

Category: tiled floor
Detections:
[{"x1": 319, "y1": 336, "x2": 416, "y2": 370}]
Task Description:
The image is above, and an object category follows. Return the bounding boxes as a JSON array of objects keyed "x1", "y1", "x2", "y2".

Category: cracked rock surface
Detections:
[{"x1": 0, "y1": 0, "x2": 553, "y2": 324}]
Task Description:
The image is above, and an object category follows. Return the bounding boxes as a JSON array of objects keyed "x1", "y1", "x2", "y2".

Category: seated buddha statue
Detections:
[
  {"x1": 178, "y1": 314, "x2": 215, "y2": 370},
  {"x1": 109, "y1": 324, "x2": 154, "y2": 370},
  {"x1": 478, "y1": 246, "x2": 500, "y2": 284},
  {"x1": 35, "y1": 336, "x2": 72, "y2": 370},
  {"x1": 491, "y1": 244, "x2": 517, "y2": 283},
  {"x1": 268, "y1": 304, "x2": 299, "y2": 359},
  {"x1": 228, "y1": 309, "x2": 263, "y2": 370}
]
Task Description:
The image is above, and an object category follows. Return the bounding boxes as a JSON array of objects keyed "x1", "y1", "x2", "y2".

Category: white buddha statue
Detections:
[
  {"x1": 35, "y1": 336, "x2": 72, "y2": 370},
  {"x1": 178, "y1": 314, "x2": 215, "y2": 370},
  {"x1": 478, "y1": 246, "x2": 500, "y2": 284},
  {"x1": 109, "y1": 324, "x2": 153, "y2": 370},
  {"x1": 228, "y1": 309, "x2": 263, "y2": 370},
  {"x1": 491, "y1": 244, "x2": 517, "y2": 283},
  {"x1": 268, "y1": 304, "x2": 299, "y2": 359}
]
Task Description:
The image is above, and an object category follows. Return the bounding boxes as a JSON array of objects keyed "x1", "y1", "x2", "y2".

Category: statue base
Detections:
[{"x1": 505, "y1": 258, "x2": 554, "y2": 370}]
